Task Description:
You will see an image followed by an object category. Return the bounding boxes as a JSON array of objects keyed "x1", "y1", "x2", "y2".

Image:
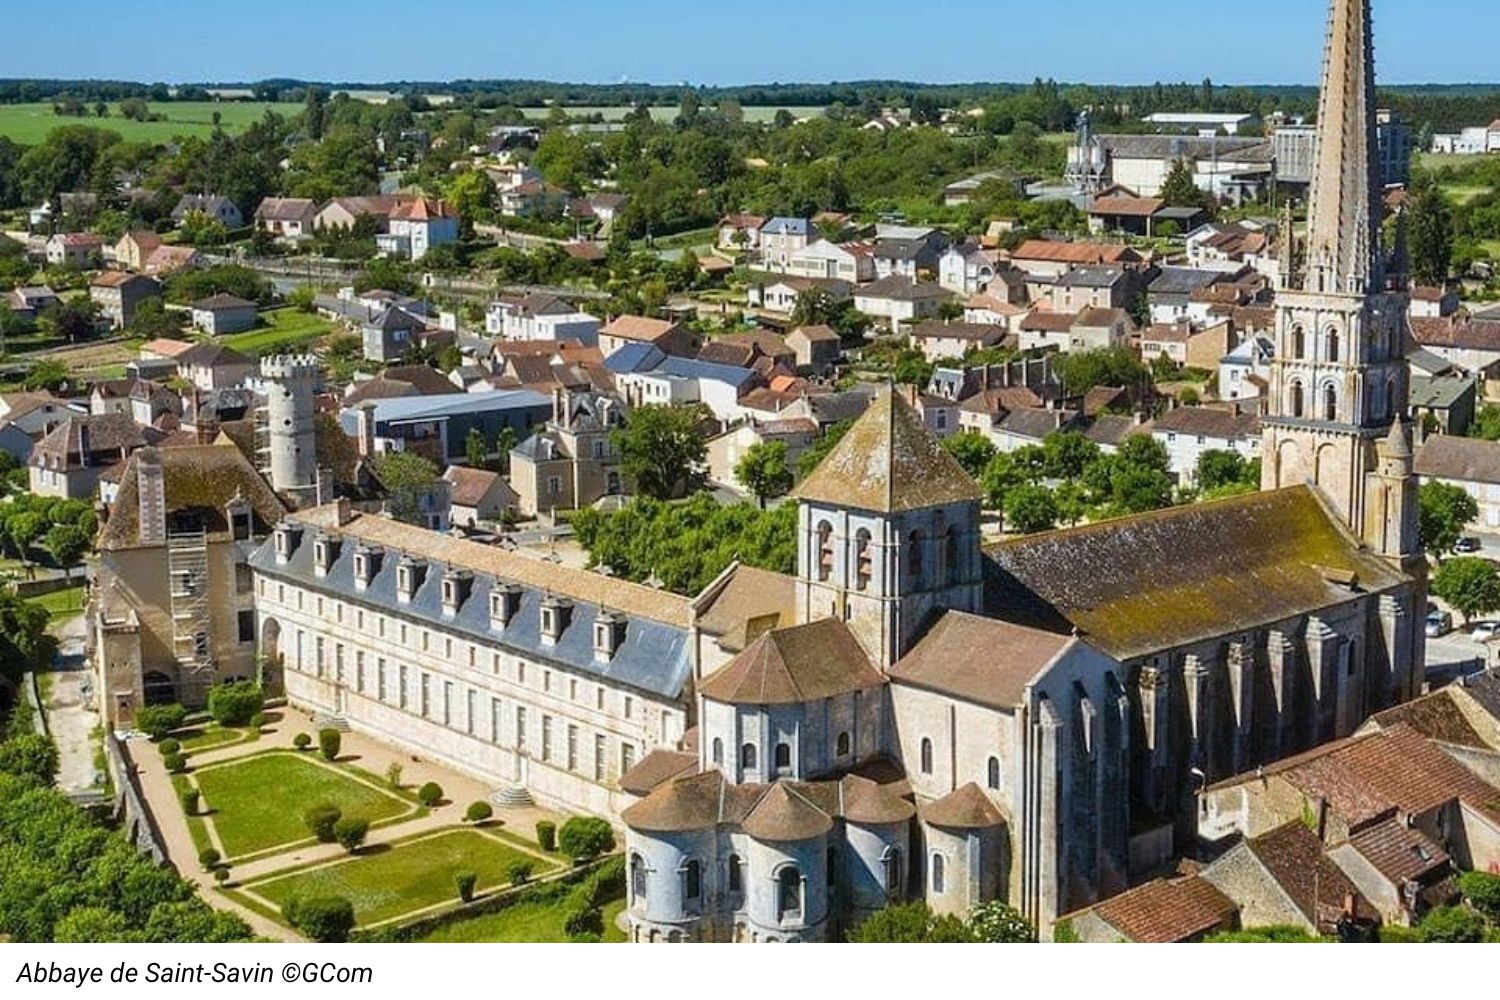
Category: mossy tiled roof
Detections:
[
  {"x1": 793, "y1": 388, "x2": 982, "y2": 513},
  {"x1": 985, "y1": 486, "x2": 1409, "y2": 661}
]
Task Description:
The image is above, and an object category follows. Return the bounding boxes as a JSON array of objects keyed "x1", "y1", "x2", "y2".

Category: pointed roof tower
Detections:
[
  {"x1": 793, "y1": 388, "x2": 982, "y2": 513},
  {"x1": 1302, "y1": 0, "x2": 1385, "y2": 297}
]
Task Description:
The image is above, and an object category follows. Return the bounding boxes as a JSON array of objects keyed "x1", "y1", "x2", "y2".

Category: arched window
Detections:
[
  {"x1": 945, "y1": 526, "x2": 961, "y2": 586},
  {"x1": 908, "y1": 530, "x2": 924, "y2": 582},
  {"x1": 835, "y1": 731, "x2": 851, "y2": 757},
  {"x1": 741, "y1": 742, "x2": 757, "y2": 770},
  {"x1": 987, "y1": 756, "x2": 1001, "y2": 790},
  {"x1": 816, "y1": 521, "x2": 833, "y2": 582},
  {"x1": 1289, "y1": 380, "x2": 1305, "y2": 418},
  {"x1": 777, "y1": 867, "x2": 802, "y2": 919},
  {"x1": 1323, "y1": 383, "x2": 1338, "y2": 422},
  {"x1": 774, "y1": 742, "x2": 791, "y2": 771},
  {"x1": 920, "y1": 737, "x2": 933, "y2": 775},
  {"x1": 630, "y1": 853, "x2": 647, "y2": 903},
  {"x1": 728, "y1": 853, "x2": 743, "y2": 894},
  {"x1": 854, "y1": 528, "x2": 872, "y2": 591},
  {"x1": 1292, "y1": 326, "x2": 1306, "y2": 360},
  {"x1": 711, "y1": 737, "x2": 723, "y2": 765},
  {"x1": 1326, "y1": 328, "x2": 1341, "y2": 364},
  {"x1": 1387, "y1": 375, "x2": 1399, "y2": 419},
  {"x1": 683, "y1": 859, "x2": 702, "y2": 902},
  {"x1": 882, "y1": 847, "x2": 904, "y2": 900},
  {"x1": 931, "y1": 853, "x2": 946, "y2": 894}
]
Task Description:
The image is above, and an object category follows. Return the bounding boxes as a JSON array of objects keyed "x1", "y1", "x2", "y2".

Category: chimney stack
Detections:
[{"x1": 137, "y1": 449, "x2": 167, "y2": 545}]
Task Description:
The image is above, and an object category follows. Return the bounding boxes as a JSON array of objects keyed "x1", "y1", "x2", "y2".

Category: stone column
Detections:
[
  {"x1": 1305, "y1": 618, "x2": 1339, "y2": 746},
  {"x1": 1267, "y1": 630, "x2": 1293, "y2": 759},
  {"x1": 1226, "y1": 638, "x2": 1255, "y2": 773}
]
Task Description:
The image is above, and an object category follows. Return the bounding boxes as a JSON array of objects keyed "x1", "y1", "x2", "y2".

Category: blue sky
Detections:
[{"x1": 12, "y1": 0, "x2": 1496, "y2": 86}]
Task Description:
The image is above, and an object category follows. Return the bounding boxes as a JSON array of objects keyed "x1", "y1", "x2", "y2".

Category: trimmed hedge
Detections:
[
  {"x1": 303, "y1": 803, "x2": 342, "y2": 843},
  {"x1": 535, "y1": 820, "x2": 556, "y2": 852},
  {"x1": 284, "y1": 895, "x2": 355, "y2": 942}
]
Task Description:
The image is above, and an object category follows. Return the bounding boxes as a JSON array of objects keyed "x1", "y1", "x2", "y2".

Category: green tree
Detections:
[
  {"x1": 465, "y1": 427, "x2": 488, "y2": 469},
  {"x1": 1004, "y1": 484, "x2": 1058, "y2": 535},
  {"x1": 557, "y1": 816, "x2": 616, "y2": 862},
  {"x1": 1408, "y1": 183, "x2": 1455, "y2": 286},
  {"x1": 494, "y1": 425, "x2": 518, "y2": 474},
  {"x1": 1459, "y1": 870, "x2": 1500, "y2": 923},
  {"x1": 849, "y1": 901, "x2": 975, "y2": 943},
  {"x1": 612, "y1": 404, "x2": 707, "y2": 501},
  {"x1": 1159, "y1": 158, "x2": 1201, "y2": 208},
  {"x1": 1052, "y1": 347, "x2": 1149, "y2": 398},
  {"x1": 372, "y1": 451, "x2": 441, "y2": 526},
  {"x1": 206, "y1": 681, "x2": 263, "y2": 727},
  {"x1": 283, "y1": 896, "x2": 355, "y2": 942},
  {"x1": 43, "y1": 523, "x2": 89, "y2": 578},
  {"x1": 1419, "y1": 480, "x2": 1480, "y2": 557},
  {"x1": 0, "y1": 732, "x2": 59, "y2": 785},
  {"x1": 736, "y1": 441, "x2": 794, "y2": 508},
  {"x1": 1419, "y1": 905, "x2": 1486, "y2": 943},
  {"x1": 1432, "y1": 557, "x2": 1500, "y2": 624},
  {"x1": 332, "y1": 817, "x2": 368, "y2": 853},
  {"x1": 943, "y1": 433, "x2": 997, "y2": 479}
]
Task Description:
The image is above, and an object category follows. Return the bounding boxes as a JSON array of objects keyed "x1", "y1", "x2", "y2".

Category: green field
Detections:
[
  {"x1": 0, "y1": 102, "x2": 304, "y2": 145},
  {"x1": 191, "y1": 751, "x2": 411, "y2": 858},
  {"x1": 247, "y1": 828, "x2": 555, "y2": 927},
  {"x1": 219, "y1": 308, "x2": 333, "y2": 357}
]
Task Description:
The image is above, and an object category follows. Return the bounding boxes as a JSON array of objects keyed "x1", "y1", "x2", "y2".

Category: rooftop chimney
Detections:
[{"x1": 136, "y1": 449, "x2": 167, "y2": 545}]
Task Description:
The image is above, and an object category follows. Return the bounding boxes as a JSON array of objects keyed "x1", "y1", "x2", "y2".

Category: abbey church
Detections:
[{"x1": 617, "y1": 0, "x2": 1426, "y2": 942}]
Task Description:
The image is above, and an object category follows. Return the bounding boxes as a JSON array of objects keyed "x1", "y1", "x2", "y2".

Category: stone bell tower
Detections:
[{"x1": 1261, "y1": 0, "x2": 1416, "y2": 565}]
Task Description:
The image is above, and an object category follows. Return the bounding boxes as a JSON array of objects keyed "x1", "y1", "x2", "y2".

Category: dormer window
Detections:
[
  {"x1": 489, "y1": 582, "x2": 522, "y2": 629},
  {"x1": 272, "y1": 521, "x2": 302, "y2": 564},
  {"x1": 441, "y1": 567, "x2": 473, "y2": 616},
  {"x1": 396, "y1": 556, "x2": 426, "y2": 603},
  {"x1": 313, "y1": 533, "x2": 341, "y2": 577},
  {"x1": 353, "y1": 545, "x2": 383, "y2": 590},
  {"x1": 226, "y1": 498, "x2": 252, "y2": 542},
  {"x1": 540, "y1": 594, "x2": 573, "y2": 644},
  {"x1": 593, "y1": 610, "x2": 626, "y2": 661}
]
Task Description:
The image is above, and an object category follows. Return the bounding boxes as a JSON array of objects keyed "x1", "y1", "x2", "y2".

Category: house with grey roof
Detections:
[
  {"x1": 343, "y1": 389, "x2": 552, "y2": 466},
  {"x1": 172, "y1": 193, "x2": 243, "y2": 229}
]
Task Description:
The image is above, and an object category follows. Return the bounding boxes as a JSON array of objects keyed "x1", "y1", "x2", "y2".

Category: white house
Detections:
[
  {"x1": 1150, "y1": 404, "x2": 1261, "y2": 484},
  {"x1": 785, "y1": 240, "x2": 875, "y2": 284},
  {"x1": 1218, "y1": 335, "x2": 1274, "y2": 403},
  {"x1": 488, "y1": 293, "x2": 600, "y2": 345},
  {"x1": 759, "y1": 218, "x2": 812, "y2": 272},
  {"x1": 377, "y1": 198, "x2": 459, "y2": 261},
  {"x1": 938, "y1": 244, "x2": 999, "y2": 296},
  {"x1": 852, "y1": 277, "x2": 954, "y2": 333}
]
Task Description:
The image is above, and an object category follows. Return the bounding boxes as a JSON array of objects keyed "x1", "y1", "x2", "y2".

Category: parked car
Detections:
[
  {"x1": 1470, "y1": 621, "x2": 1500, "y2": 641},
  {"x1": 1456, "y1": 536, "x2": 1483, "y2": 554},
  {"x1": 1426, "y1": 610, "x2": 1454, "y2": 638}
]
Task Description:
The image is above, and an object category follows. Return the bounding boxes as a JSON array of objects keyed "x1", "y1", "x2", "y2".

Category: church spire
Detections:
[{"x1": 1303, "y1": 0, "x2": 1385, "y2": 297}]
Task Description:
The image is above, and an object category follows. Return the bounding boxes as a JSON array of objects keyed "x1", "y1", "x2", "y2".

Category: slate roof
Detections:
[
  {"x1": 175, "y1": 342, "x2": 252, "y2": 368},
  {"x1": 257, "y1": 509, "x2": 694, "y2": 699},
  {"x1": 1414, "y1": 434, "x2": 1500, "y2": 486},
  {"x1": 1089, "y1": 876, "x2": 1237, "y2": 943},
  {"x1": 794, "y1": 388, "x2": 982, "y2": 513},
  {"x1": 889, "y1": 611, "x2": 1077, "y2": 712},
  {"x1": 911, "y1": 321, "x2": 1008, "y2": 343},
  {"x1": 1097, "y1": 134, "x2": 1274, "y2": 163},
  {"x1": 32, "y1": 412, "x2": 163, "y2": 465},
  {"x1": 605, "y1": 343, "x2": 668, "y2": 374},
  {"x1": 1150, "y1": 267, "x2": 1225, "y2": 296},
  {"x1": 1151, "y1": 405, "x2": 1261, "y2": 440},
  {"x1": 190, "y1": 293, "x2": 257, "y2": 312},
  {"x1": 854, "y1": 276, "x2": 954, "y2": 303},
  {"x1": 357, "y1": 389, "x2": 551, "y2": 425},
  {"x1": 699, "y1": 619, "x2": 885, "y2": 706},
  {"x1": 985, "y1": 487, "x2": 1409, "y2": 661}
]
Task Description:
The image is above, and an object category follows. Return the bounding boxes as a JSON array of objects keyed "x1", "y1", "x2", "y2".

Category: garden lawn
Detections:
[
  {"x1": 191, "y1": 752, "x2": 409, "y2": 858},
  {"x1": 177, "y1": 724, "x2": 248, "y2": 753},
  {"x1": 26, "y1": 583, "x2": 87, "y2": 620},
  {"x1": 220, "y1": 308, "x2": 333, "y2": 357},
  {"x1": 419, "y1": 888, "x2": 626, "y2": 943},
  {"x1": 250, "y1": 828, "x2": 554, "y2": 927}
]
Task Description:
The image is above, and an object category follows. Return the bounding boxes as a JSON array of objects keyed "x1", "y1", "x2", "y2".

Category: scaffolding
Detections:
[{"x1": 167, "y1": 531, "x2": 213, "y2": 683}]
